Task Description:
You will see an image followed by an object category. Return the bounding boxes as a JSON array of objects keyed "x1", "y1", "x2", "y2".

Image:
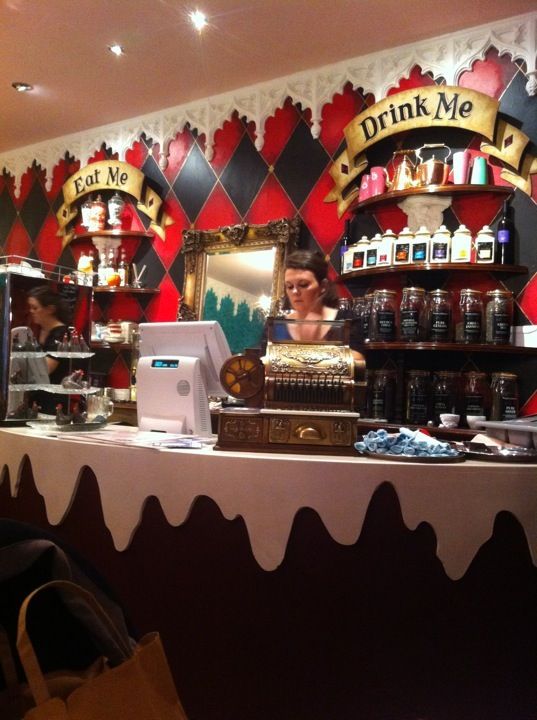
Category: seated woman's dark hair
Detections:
[
  {"x1": 27, "y1": 285, "x2": 71, "y2": 325},
  {"x1": 283, "y1": 250, "x2": 339, "y2": 307}
]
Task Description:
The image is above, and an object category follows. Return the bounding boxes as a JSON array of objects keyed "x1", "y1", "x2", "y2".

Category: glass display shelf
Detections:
[
  {"x1": 9, "y1": 384, "x2": 100, "y2": 394},
  {"x1": 48, "y1": 352, "x2": 95, "y2": 359},
  {"x1": 11, "y1": 351, "x2": 47, "y2": 359}
]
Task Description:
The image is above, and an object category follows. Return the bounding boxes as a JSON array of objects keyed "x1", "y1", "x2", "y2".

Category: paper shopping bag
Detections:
[{"x1": 16, "y1": 580, "x2": 188, "y2": 720}]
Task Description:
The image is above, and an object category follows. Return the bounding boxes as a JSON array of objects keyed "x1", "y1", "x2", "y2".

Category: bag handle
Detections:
[
  {"x1": 17, "y1": 580, "x2": 132, "y2": 706},
  {"x1": 0, "y1": 624, "x2": 18, "y2": 688}
]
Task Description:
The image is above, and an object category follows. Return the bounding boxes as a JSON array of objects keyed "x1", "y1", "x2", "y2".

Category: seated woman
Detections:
[{"x1": 262, "y1": 250, "x2": 365, "y2": 365}]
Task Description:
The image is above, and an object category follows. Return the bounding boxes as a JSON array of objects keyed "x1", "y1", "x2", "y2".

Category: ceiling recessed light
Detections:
[
  {"x1": 108, "y1": 44, "x2": 124, "y2": 57},
  {"x1": 12, "y1": 82, "x2": 33, "y2": 92},
  {"x1": 189, "y1": 9, "x2": 207, "y2": 32}
]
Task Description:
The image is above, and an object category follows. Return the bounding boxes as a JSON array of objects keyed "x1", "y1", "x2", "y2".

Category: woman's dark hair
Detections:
[
  {"x1": 27, "y1": 285, "x2": 71, "y2": 325},
  {"x1": 284, "y1": 250, "x2": 339, "y2": 307}
]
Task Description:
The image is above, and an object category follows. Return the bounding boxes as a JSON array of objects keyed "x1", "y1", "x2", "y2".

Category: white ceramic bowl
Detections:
[{"x1": 466, "y1": 415, "x2": 486, "y2": 429}]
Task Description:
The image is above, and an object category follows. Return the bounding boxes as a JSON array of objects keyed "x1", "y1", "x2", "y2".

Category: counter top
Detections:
[{"x1": 1, "y1": 425, "x2": 536, "y2": 578}]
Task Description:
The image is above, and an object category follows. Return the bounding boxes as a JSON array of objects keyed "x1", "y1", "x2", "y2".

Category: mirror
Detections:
[{"x1": 181, "y1": 218, "x2": 299, "y2": 353}]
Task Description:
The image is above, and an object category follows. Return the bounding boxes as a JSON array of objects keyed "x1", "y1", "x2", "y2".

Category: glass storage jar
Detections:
[
  {"x1": 485, "y1": 289, "x2": 513, "y2": 344},
  {"x1": 405, "y1": 370, "x2": 430, "y2": 425},
  {"x1": 462, "y1": 371, "x2": 490, "y2": 424},
  {"x1": 399, "y1": 287, "x2": 426, "y2": 341},
  {"x1": 362, "y1": 292, "x2": 374, "y2": 341},
  {"x1": 426, "y1": 289, "x2": 452, "y2": 341},
  {"x1": 370, "y1": 289, "x2": 397, "y2": 341},
  {"x1": 456, "y1": 289, "x2": 483, "y2": 343},
  {"x1": 368, "y1": 368, "x2": 397, "y2": 421},
  {"x1": 490, "y1": 372, "x2": 519, "y2": 421},
  {"x1": 431, "y1": 371, "x2": 460, "y2": 425}
]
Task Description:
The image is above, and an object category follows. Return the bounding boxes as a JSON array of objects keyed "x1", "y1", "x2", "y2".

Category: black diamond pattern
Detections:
[
  {"x1": 168, "y1": 249, "x2": 185, "y2": 296},
  {"x1": 19, "y1": 179, "x2": 50, "y2": 241},
  {"x1": 220, "y1": 133, "x2": 268, "y2": 216},
  {"x1": 499, "y1": 70, "x2": 537, "y2": 145},
  {"x1": 274, "y1": 119, "x2": 330, "y2": 209},
  {"x1": 172, "y1": 141, "x2": 217, "y2": 222},
  {"x1": 0, "y1": 188, "x2": 17, "y2": 244}
]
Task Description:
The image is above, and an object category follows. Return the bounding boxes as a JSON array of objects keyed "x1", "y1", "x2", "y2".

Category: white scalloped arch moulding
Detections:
[{"x1": 0, "y1": 11, "x2": 535, "y2": 197}]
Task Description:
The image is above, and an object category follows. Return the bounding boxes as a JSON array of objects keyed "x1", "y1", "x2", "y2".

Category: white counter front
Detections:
[{"x1": 1, "y1": 425, "x2": 536, "y2": 579}]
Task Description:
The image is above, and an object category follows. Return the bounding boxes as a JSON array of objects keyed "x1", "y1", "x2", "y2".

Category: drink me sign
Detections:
[{"x1": 326, "y1": 85, "x2": 534, "y2": 216}]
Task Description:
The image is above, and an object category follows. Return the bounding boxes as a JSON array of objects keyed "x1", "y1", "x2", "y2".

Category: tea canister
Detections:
[
  {"x1": 462, "y1": 371, "x2": 490, "y2": 423},
  {"x1": 370, "y1": 289, "x2": 397, "y2": 341},
  {"x1": 427, "y1": 289, "x2": 452, "y2": 341},
  {"x1": 352, "y1": 236, "x2": 370, "y2": 270},
  {"x1": 399, "y1": 287, "x2": 426, "y2": 341},
  {"x1": 368, "y1": 368, "x2": 397, "y2": 421},
  {"x1": 457, "y1": 288, "x2": 483, "y2": 343},
  {"x1": 451, "y1": 224, "x2": 472, "y2": 263},
  {"x1": 430, "y1": 225, "x2": 451, "y2": 263},
  {"x1": 474, "y1": 224, "x2": 495, "y2": 264},
  {"x1": 376, "y1": 231, "x2": 393, "y2": 266},
  {"x1": 405, "y1": 370, "x2": 430, "y2": 425},
  {"x1": 485, "y1": 289, "x2": 513, "y2": 344},
  {"x1": 432, "y1": 370, "x2": 460, "y2": 425},
  {"x1": 394, "y1": 227, "x2": 413, "y2": 265},
  {"x1": 361, "y1": 292, "x2": 374, "y2": 341},
  {"x1": 410, "y1": 226, "x2": 430, "y2": 264},
  {"x1": 366, "y1": 234, "x2": 380, "y2": 268},
  {"x1": 490, "y1": 372, "x2": 519, "y2": 421}
]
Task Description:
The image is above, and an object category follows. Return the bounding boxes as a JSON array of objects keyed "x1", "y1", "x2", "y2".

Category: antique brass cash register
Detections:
[{"x1": 216, "y1": 317, "x2": 362, "y2": 453}]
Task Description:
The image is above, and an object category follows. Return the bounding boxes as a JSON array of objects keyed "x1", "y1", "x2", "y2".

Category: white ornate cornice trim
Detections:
[{"x1": 0, "y1": 11, "x2": 535, "y2": 196}]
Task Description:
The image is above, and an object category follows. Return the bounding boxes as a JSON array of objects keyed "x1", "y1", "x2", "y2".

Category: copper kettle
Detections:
[
  {"x1": 414, "y1": 143, "x2": 452, "y2": 187},
  {"x1": 388, "y1": 150, "x2": 416, "y2": 191}
]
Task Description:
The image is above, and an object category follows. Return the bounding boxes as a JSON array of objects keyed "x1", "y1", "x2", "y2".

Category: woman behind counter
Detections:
[
  {"x1": 262, "y1": 250, "x2": 365, "y2": 364},
  {"x1": 27, "y1": 286, "x2": 72, "y2": 414}
]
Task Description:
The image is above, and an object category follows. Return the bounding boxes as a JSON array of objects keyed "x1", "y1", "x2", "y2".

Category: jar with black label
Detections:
[
  {"x1": 405, "y1": 370, "x2": 430, "y2": 425},
  {"x1": 368, "y1": 368, "x2": 397, "y2": 421},
  {"x1": 362, "y1": 292, "x2": 374, "y2": 341},
  {"x1": 426, "y1": 289, "x2": 452, "y2": 341},
  {"x1": 491, "y1": 372, "x2": 519, "y2": 421},
  {"x1": 370, "y1": 289, "x2": 397, "y2": 341},
  {"x1": 456, "y1": 289, "x2": 483, "y2": 343},
  {"x1": 462, "y1": 371, "x2": 490, "y2": 424},
  {"x1": 485, "y1": 289, "x2": 513, "y2": 344},
  {"x1": 399, "y1": 287, "x2": 426, "y2": 341},
  {"x1": 431, "y1": 371, "x2": 460, "y2": 424}
]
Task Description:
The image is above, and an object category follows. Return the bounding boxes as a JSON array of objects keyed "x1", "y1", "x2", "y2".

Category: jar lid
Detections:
[
  {"x1": 403, "y1": 286, "x2": 425, "y2": 294},
  {"x1": 486, "y1": 289, "x2": 513, "y2": 297},
  {"x1": 464, "y1": 371, "x2": 487, "y2": 377},
  {"x1": 373, "y1": 289, "x2": 397, "y2": 296},
  {"x1": 406, "y1": 369, "x2": 430, "y2": 376},
  {"x1": 491, "y1": 372, "x2": 518, "y2": 379},
  {"x1": 429, "y1": 289, "x2": 450, "y2": 296},
  {"x1": 436, "y1": 370, "x2": 460, "y2": 377},
  {"x1": 460, "y1": 288, "x2": 482, "y2": 295},
  {"x1": 397, "y1": 227, "x2": 414, "y2": 238}
]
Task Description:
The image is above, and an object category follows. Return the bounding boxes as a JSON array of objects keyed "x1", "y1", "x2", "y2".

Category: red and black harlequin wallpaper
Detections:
[{"x1": 0, "y1": 49, "x2": 536, "y2": 411}]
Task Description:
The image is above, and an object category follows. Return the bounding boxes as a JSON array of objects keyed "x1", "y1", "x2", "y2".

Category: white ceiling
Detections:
[{"x1": 1, "y1": 0, "x2": 535, "y2": 155}]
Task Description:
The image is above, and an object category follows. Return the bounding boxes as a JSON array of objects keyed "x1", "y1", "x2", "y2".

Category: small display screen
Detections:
[{"x1": 151, "y1": 359, "x2": 179, "y2": 369}]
